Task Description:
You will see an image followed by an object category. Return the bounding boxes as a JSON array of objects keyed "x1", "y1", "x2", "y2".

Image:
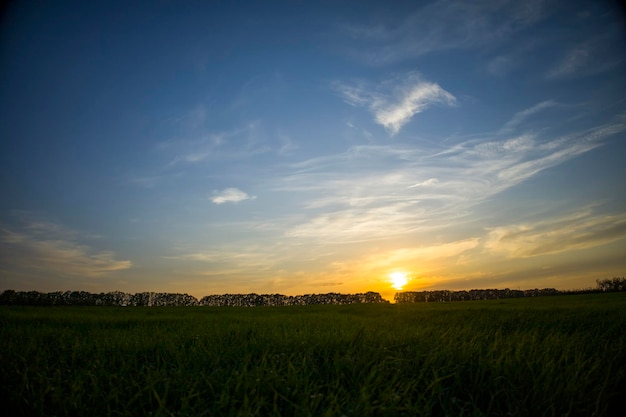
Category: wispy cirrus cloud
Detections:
[
  {"x1": 161, "y1": 122, "x2": 267, "y2": 166},
  {"x1": 546, "y1": 45, "x2": 591, "y2": 79},
  {"x1": 164, "y1": 240, "x2": 332, "y2": 294},
  {"x1": 274, "y1": 108, "x2": 626, "y2": 244},
  {"x1": 361, "y1": 238, "x2": 481, "y2": 270},
  {"x1": 0, "y1": 217, "x2": 131, "y2": 279},
  {"x1": 486, "y1": 54, "x2": 516, "y2": 77},
  {"x1": 165, "y1": 105, "x2": 207, "y2": 131},
  {"x1": 546, "y1": 33, "x2": 623, "y2": 80},
  {"x1": 168, "y1": 250, "x2": 277, "y2": 274},
  {"x1": 338, "y1": 0, "x2": 550, "y2": 65},
  {"x1": 281, "y1": 238, "x2": 482, "y2": 296},
  {"x1": 408, "y1": 178, "x2": 438, "y2": 188},
  {"x1": 126, "y1": 172, "x2": 185, "y2": 189},
  {"x1": 485, "y1": 207, "x2": 626, "y2": 257},
  {"x1": 211, "y1": 188, "x2": 256, "y2": 204},
  {"x1": 334, "y1": 72, "x2": 456, "y2": 135},
  {"x1": 499, "y1": 100, "x2": 558, "y2": 133}
]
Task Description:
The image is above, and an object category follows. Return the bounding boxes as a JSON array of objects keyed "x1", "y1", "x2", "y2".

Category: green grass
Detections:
[{"x1": 2, "y1": 293, "x2": 625, "y2": 416}]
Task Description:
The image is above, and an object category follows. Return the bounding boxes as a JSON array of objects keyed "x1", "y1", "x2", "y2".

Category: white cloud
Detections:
[
  {"x1": 211, "y1": 188, "x2": 256, "y2": 204},
  {"x1": 374, "y1": 82, "x2": 456, "y2": 135},
  {"x1": 335, "y1": 73, "x2": 456, "y2": 135}
]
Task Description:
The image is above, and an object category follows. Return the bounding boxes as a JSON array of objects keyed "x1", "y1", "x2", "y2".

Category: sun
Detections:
[{"x1": 389, "y1": 272, "x2": 409, "y2": 291}]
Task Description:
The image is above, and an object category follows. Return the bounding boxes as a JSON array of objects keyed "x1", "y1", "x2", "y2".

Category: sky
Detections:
[{"x1": 1, "y1": 0, "x2": 625, "y2": 301}]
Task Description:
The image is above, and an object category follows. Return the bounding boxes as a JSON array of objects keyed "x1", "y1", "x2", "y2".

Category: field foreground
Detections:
[{"x1": 2, "y1": 293, "x2": 625, "y2": 416}]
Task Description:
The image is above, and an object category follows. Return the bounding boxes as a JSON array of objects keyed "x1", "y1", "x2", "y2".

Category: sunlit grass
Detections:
[{"x1": 1, "y1": 293, "x2": 625, "y2": 416}]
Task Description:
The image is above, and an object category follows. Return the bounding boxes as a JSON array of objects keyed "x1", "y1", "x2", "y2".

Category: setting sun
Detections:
[{"x1": 389, "y1": 272, "x2": 409, "y2": 291}]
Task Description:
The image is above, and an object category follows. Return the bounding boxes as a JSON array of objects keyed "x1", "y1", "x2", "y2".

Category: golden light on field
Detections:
[{"x1": 389, "y1": 272, "x2": 409, "y2": 291}]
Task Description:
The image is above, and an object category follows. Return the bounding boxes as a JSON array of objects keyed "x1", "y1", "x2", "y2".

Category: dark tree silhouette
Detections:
[{"x1": 596, "y1": 277, "x2": 626, "y2": 292}]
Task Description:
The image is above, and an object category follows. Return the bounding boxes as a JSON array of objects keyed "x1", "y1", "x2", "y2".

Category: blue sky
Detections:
[{"x1": 1, "y1": 0, "x2": 625, "y2": 300}]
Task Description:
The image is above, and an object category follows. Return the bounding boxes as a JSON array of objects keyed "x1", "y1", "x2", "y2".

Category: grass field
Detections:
[{"x1": 2, "y1": 293, "x2": 625, "y2": 416}]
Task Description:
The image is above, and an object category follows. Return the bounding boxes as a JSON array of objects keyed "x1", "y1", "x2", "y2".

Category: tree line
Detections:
[
  {"x1": 394, "y1": 277, "x2": 626, "y2": 303},
  {"x1": 394, "y1": 288, "x2": 560, "y2": 303},
  {"x1": 1, "y1": 278, "x2": 623, "y2": 306},
  {"x1": 0, "y1": 290, "x2": 387, "y2": 307}
]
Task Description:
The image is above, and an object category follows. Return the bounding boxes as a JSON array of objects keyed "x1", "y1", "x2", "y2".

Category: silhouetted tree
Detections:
[{"x1": 596, "y1": 277, "x2": 626, "y2": 292}]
